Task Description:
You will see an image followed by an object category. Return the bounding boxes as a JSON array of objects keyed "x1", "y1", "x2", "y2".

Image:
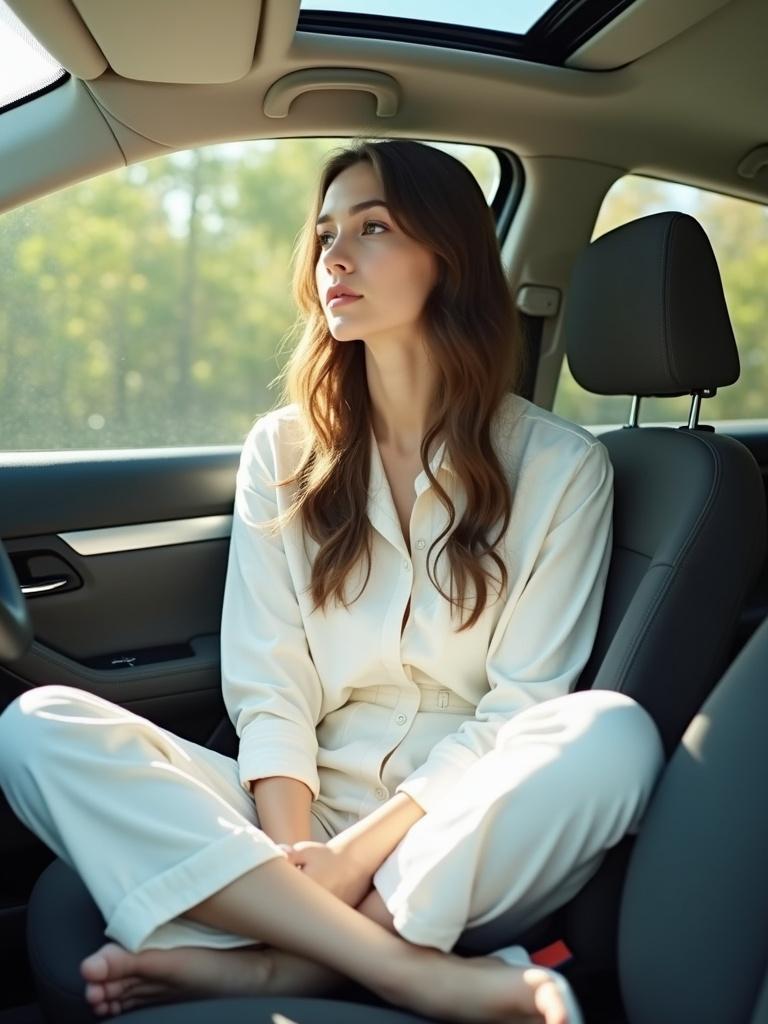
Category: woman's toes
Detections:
[
  {"x1": 85, "y1": 982, "x2": 106, "y2": 1006},
  {"x1": 103, "y1": 978, "x2": 140, "y2": 1000},
  {"x1": 81, "y1": 942, "x2": 135, "y2": 983},
  {"x1": 80, "y1": 950, "x2": 109, "y2": 982}
]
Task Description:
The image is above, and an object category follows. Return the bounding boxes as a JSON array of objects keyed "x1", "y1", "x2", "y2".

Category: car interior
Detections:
[{"x1": 1, "y1": 1, "x2": 768, "y2": 1023}]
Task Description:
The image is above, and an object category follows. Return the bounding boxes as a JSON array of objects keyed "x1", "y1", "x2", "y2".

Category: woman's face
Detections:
[{"x1": 314, "y1": 160, "x2": 438, "y2": 344}]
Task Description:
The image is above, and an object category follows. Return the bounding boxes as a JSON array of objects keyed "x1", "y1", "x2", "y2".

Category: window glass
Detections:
[
  {"x1": 554, "y1": 175, "x2": 768, "y2": 427},
  {"x1": 299, "y1": 0, "x2": 555, "y2": 35},
  {"x1": 0, "y1": 0, "x2": 64, "y2": 110},
  {"x1": 0, "y1": 139, "x2": 500, "y2": 450}
]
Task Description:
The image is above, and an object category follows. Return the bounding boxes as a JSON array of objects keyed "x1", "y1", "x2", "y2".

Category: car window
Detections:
[
  {"x1": 554, "y1": 175, "x2": 768, "y2": 427},
  {"x1": 0, "y1": 138, "x2": 501, "y2": 451}
]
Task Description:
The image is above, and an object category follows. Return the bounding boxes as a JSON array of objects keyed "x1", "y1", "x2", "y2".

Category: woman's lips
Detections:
[{"x1": 328, "y1": 295, "x2": 362, "y2": 309}]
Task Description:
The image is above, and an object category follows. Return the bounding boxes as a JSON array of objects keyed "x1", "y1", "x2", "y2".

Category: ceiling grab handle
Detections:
[{"x1": 263, "y1": 68, "x2": 400, "y2": 118}]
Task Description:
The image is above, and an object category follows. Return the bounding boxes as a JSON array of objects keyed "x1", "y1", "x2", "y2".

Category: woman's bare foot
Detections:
[
  {"x1": 383, "y1": 946, "x2": 575, "y2": 1024},
  {"x1": 79, "y1": 941, "x2": 347, "y2": 1017}
]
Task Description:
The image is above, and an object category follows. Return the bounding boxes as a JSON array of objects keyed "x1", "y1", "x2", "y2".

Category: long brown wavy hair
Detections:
[{"x1": 268, "y1": 138, "x2": 526, "y2": 631}]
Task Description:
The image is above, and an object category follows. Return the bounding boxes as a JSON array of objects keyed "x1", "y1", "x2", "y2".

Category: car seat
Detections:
[{"x1": 39, "y1": 527, "x2": 768, "y2": 1024}]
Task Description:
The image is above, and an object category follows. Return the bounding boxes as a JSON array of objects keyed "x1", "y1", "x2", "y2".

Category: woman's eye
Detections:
[{"x1": 317, "y1": 221, "x2": 387, "y2": 249}]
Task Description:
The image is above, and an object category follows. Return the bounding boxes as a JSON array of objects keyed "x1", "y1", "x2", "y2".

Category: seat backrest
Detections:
[
  {"x1": 618, "y1": 607, "x2": 768, "y2": 1024},
  {"x1": 578, "y1": 424, "x2": 764, "y2": 755},
  {"x1": 556, "y1": 211, "x2": 767, "y2": 968}
]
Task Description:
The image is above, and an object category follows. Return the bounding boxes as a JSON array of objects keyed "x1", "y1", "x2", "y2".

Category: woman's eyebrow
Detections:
[{"x1": 316, "y1": 199, "x2": 389, "y2": 226}]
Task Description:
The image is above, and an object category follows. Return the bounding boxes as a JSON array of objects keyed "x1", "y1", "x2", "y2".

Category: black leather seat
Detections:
[
  {"x1": 617, "y1": 601, "x2": 768, "y2": 1024},
  {"x1": 25, "y1": 211, "x2": 767, "y2": 1022},
  {"x1": 553, "y1": 211, "x2": 766, "y2": 973}
]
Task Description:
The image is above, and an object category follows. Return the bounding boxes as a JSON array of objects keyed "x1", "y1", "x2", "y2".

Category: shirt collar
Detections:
[
  {"x1": 367, "y1": 424, "x2": 454, "y2": 553},
  {"x1": 368, "y1": 423, "x2": 453, "y2": 495}
]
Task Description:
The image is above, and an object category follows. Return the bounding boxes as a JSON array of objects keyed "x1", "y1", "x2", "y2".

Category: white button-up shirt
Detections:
[{"x1": 220, "y1": 392, "x2": 614, "y2": 831}]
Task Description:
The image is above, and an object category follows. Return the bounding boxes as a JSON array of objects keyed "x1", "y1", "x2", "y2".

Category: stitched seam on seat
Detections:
[
  {"x1": 612, "y1": 432, "x2": 722, "y2": 690},
  {"x1": 663, "y1": 216, "x2": 683, "y2": 388}
]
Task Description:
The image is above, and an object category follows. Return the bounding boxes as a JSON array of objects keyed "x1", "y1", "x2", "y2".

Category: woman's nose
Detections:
[{"x1": 321, "y1": 238, "x2": 353, "y2": 272}]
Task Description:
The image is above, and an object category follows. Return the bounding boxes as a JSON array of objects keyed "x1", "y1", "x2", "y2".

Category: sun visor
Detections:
[{"x1": 73, "y1": 0, "x2": 263, "y2": 83}]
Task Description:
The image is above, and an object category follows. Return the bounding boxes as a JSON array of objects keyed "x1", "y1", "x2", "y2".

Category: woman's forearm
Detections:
[
  {"x1": 250, "y1": 776, "x2": 315, "y2": 845},
  {"x1": 331, "y1": 792, "x2": 426, "y2": 875}
]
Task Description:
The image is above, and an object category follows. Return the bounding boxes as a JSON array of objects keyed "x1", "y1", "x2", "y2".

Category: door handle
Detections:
[{"x1": 21, "y1": 578, "x2": 69, "y2": 596}]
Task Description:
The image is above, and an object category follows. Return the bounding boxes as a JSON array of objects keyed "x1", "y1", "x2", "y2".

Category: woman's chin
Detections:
[{"x1": 328, "y1": 326, "x2": 364, "y2": 342}]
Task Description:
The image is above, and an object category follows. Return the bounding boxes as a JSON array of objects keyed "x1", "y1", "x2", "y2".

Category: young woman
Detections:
[{"x1": 0, "y1": 140, "x2": 664, "y2": 1024}]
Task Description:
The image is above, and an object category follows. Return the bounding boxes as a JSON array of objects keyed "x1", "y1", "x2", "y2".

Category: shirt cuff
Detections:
[
  {"x1": 237, "y1": 722, "x2": 320, "y2": 800},
  {"x1": 394, "y1": 743, "x2": 481, "y2": 813}
]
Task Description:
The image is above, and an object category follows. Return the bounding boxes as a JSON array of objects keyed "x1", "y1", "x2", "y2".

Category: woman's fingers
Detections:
[{"x1": 276, "y1": 843, "x2": 304, "y2": 868}]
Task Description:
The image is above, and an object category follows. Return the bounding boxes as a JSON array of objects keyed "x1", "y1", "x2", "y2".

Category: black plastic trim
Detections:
[
  {"x1": 492, "y1": 147, "x2": 525, "y2": 240},
  {"x1": 0, "y1": 69, "x2": 70, "y2": 117},
  {"x1": 297, "y1": 0, "x2": 639, "y2": 67},
  {"x1": 527, "y1": 0, "x2": 638, "y2": 63}
]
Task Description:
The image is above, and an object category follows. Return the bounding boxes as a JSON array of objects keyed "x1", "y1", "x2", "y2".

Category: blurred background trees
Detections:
[{"x1": 0, "y1": 138, "x2": 764, "y2": 449}]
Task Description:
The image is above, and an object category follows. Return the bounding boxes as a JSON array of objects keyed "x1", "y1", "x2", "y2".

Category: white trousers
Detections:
[{"x1": 0, "y1": 685, "x2": 664, "y2": 956}]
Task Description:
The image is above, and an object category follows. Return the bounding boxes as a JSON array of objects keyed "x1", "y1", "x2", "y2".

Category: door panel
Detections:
[
  {"x1": 1, "y1": 450, "x2": 242, "y2": 730},
  {"x1": 0, "y1": 447, "x2": 244, "y2": 1007}
]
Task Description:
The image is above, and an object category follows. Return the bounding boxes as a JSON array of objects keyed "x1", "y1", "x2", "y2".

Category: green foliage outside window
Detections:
[{"x1": 0, "y1": 138, "x2": 498, "y2": 450}]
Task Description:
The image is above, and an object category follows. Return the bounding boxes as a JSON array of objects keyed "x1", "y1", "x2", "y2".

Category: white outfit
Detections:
[{"x1": 0, "y1": 392, "x2": 664, "y2": 962}]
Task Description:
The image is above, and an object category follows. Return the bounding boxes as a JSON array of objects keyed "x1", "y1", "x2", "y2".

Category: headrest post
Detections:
[
  {"x1": 625, "y1": 395, "x2": 641, "y2": 429},
  {"x1": 685, "y1": 387, "x2": 716, "y2": 431},
  {"x1": 688, "y1": 393, "x2": 702, "y2": 430}
]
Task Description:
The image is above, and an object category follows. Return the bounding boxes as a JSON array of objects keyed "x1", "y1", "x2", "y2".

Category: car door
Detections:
[{"x1": 0, "y1": 447, "x2": 241, "y2": 1004}]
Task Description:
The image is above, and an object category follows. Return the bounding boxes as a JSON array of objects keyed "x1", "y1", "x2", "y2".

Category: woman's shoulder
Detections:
[
  {"x1": 493, "y1": 392, "x2": 609, "y2": 475},
  {"x1": 239, "y1": 403, "x2": 306, "y2": 477}
]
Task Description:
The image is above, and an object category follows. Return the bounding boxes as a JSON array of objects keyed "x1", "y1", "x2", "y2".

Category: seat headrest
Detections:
[{"x1": 564, "y1": 211, "x2": 740, "y2": 397}]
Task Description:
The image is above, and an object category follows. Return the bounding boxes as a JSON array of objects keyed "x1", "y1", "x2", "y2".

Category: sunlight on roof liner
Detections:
[{"x1": 0, "y1": 0, "x2": 65, "y2": 110}]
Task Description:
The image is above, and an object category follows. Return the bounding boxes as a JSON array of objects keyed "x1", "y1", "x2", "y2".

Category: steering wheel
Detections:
[{"x1": 0, "y1": 542, "x2": 33, "y2": 662}]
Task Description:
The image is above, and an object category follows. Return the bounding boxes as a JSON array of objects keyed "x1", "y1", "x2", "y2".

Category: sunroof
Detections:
[
  {"x1": 298, "y1": 0, "x2": 640, "y2": 67},
  {"x1": 299, "y1": 0, "x2": 556, "y2": 36},
  {"x1": 0, "y1": 0, "x2": 65, "y2": 112}
]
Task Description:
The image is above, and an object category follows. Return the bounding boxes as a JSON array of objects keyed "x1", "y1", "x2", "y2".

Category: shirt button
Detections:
[
  {"x1": 375, "y1": 787, "x2": 388, "y2": 801},
  {"x1": 416, "y1": 538, "x2": 426, "y2": 550},
  {"x1": 402, "y1": 559, "x2": 410, "y2": 571},
  {"x1": 396, "y1": 713, "x2": 407, "y2": 725}
]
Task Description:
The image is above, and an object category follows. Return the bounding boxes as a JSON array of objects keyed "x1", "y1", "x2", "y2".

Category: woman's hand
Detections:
[{"x1": 280, "y1": 838, "x2": 373, "y2": 907}]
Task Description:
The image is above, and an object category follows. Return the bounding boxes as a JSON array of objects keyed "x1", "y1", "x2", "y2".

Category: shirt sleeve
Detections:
[
  {"x1": 220, "y1": 415, "x2": 324, "y2": 800},
  {"x1": 395, "y1": 438, "x2": 614, "y2": 814}
]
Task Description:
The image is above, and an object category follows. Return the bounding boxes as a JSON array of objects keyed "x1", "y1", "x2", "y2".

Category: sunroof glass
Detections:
[
  {"x1": 299, "y1": 0, "x2": 556, "y2": 35},
  {"x1": 0, "y1": 0, "x2": 63, "y2": 110}
]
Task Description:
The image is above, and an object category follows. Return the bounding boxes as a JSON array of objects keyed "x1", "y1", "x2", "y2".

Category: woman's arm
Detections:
[
  {"x1": 250, "y1": 776, "x2": 315, "y2": 846},
  {"x1": 284, "y1": 792, "x2": 426, "y2": 905},
  {"x1": 329, "y1": 792, "x2": 426, "y2": 875},
  {"x1": 221, "y1": 414, "x2": 324, "y2": 803}
]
